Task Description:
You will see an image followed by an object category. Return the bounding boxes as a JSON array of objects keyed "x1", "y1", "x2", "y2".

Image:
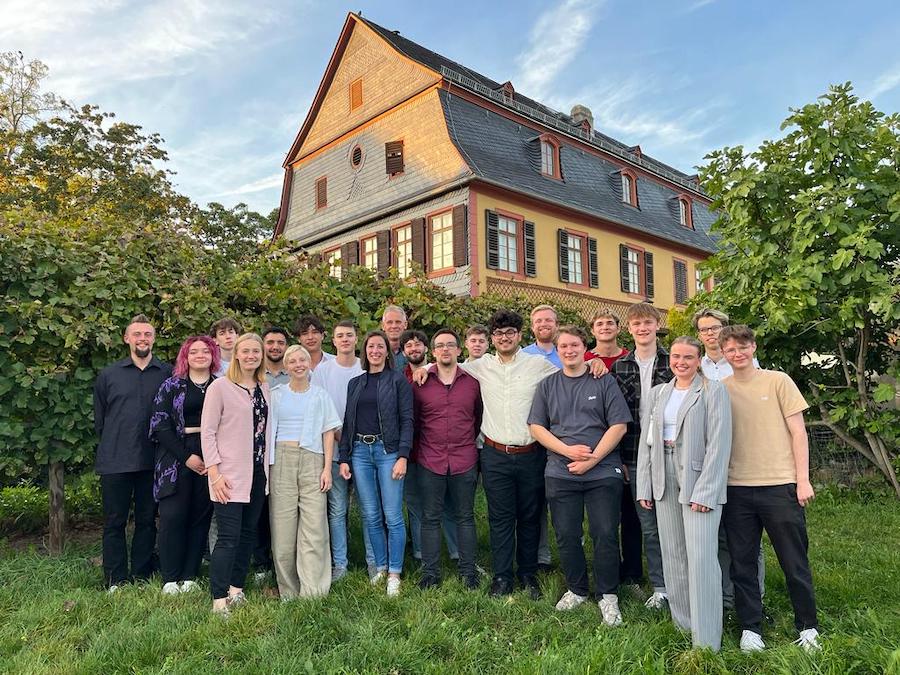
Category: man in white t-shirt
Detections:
[
  {"x1": 294, "y1": 314, "x2": 335, "y2": 379},
  {"x1": 314, "y1": 320, "x2": 371, "y2": 581}
]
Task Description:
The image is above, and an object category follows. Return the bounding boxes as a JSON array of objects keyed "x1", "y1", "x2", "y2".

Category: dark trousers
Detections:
[
  {"x1": 619, "y1": 484, "x2": 643, "y2": 583},
  {"x1": 101, "y1": 470, "x2": 157, "y2": 586},
  {"x1": 253, "y1": 495, "x2": 273, "y2": 572},
  {"x1": 724, "y1": 484, "x2": 818, "y2": 633},
  {"x1": 480, "y1": 446, "x2": 546, "y2": 582},
  {"x1": 210, "y1": 465, "x2": 266, "y2": 600},
  {"x1": 547, "y1": 476, "x2": 622, "y2": 596},
  {"x1": 158, "y1": 466, "x2": 213, "y2": 583},
  {"x1": 419, "y1": 465, "x2": 478, "y2": 580}
]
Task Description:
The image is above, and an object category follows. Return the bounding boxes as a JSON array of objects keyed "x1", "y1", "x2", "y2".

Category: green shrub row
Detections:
[{"x1": 0, "y1": 474, "x2": 101, "y2": 534}]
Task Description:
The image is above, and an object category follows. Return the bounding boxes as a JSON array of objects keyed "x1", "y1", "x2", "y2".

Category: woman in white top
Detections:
[
  {"x1": 267, "y1": 344, "x2": 342, "y2": 599},
  {"x1": 636, "y1": 336, "x2": 732, "y2": 651}
]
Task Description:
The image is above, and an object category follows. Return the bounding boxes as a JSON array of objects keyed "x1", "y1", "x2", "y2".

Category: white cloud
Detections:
[
  {"x1": 867, "y1": 65, "x2": 900, "y2": 100},
  {"x1": 220, "y1": 172, "x2": 285, "y2": 197},
  {"x1": 514, "y1": 0, "x2": 603, "y2": 101},
  {"x1": 685, "y1": 0, "x2": 719, "y2": 12}
]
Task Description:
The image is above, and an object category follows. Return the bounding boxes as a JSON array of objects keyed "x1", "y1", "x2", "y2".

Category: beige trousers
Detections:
[{"x1": 269, "y1": 442, "x2": 331, "y2": 599}]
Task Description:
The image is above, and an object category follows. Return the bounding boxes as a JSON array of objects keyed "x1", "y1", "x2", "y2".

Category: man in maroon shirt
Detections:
[
  {"x1": 413, "y1": 328, "x2": 483, "y2": 590},
  {"x1": 584, "y1": 310, "x2": 629, "y2": 369}
]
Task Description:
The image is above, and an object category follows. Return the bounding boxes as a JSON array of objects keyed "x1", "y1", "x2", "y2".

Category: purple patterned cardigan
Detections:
[{"x1": 148, "y1": 376, "x2": 190, "y2": 501}]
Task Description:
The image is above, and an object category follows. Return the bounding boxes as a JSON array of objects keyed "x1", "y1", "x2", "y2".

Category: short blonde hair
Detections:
[
  {"x1": 530, "y1": 304, "x2": 557, "y2": 320},
  {"x1": 227, "y1": 333, "x2": 266, "y2": 384},
  {"x1": 283, "y1": 344, "x2": 312, "y2": 380}
]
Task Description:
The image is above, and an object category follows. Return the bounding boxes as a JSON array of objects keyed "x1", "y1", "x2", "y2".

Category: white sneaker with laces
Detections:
[
  {"x1": 555, "y1": 590, "x2": 588, "y2": 611},
  {"x1": 740, "y1": 630, "x2": 766, "y2": 652},
  {"x1": 179, "y1": 580, "x2": 199, "y2": 593},
  {"x1": 370, "y1": 570, "x2": 386, "y2": 586},
  {"x1": 162, "y1": 581, "x2": 180, "y2": 595},
  {"x1": 386, "y1": 576, "x2": 401, "y2": 597},
  {"x1": 598, "y1": 594, "x2": 623, "y2": 626},
  {"x1": 107, "y1": 584, "x2": 120, "y2": 594},
  {"x1": 794, "y1": 628, "x2": 821, "y2": 652},
  {"x1": 644, "y1": 591, "x2": 668, "y2": 610}
]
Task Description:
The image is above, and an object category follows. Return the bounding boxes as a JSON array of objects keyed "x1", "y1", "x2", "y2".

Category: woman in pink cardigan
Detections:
[{"x1": 201, "y1": 332, "x2": 271, "y2": 616}]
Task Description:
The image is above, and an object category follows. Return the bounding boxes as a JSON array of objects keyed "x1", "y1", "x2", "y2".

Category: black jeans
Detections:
[
  {"x1": 158, "y1": 465, "x2": 213, "y2": 583},
  {"x1": 619, "y1": 483, "x2": 643, "y2": 584},
  {"x1": 419, "y1": 465, "x2": 478, "y2": 580},
  {"x1": 546, "y1": 476, "x2": 622, "y2": 596},
  {"x1": 101, "y1": 470, "x2": 157, "y2": 586},
  {"x1": 210, "y1": 465, "x2": 267, "y2": 600},
  {"x1": 253, "y1": 495, "x2": 273, "y2": 572},
  {"x1": 480, "y1": 446, "x2": 546, "y2": 582},
  {"x1": 724, "y1": 484, "x2": 818, "y2": 633}
]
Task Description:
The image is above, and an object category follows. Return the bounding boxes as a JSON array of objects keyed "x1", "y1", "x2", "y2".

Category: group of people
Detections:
[{"x1": 93, "y1": 301, "x2": 821, "y2": 652}]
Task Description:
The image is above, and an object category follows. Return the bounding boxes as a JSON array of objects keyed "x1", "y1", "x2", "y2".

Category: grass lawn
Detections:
[{"x1": 1, "y1": 487, "x2": 898, "y2": 674}]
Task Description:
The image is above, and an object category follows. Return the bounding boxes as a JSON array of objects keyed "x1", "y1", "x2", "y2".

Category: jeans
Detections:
[
  {"x1": 209, "y1": 464, "x2": 266, "y2": 599},
  {"x1": 406, "y1": 462, "x2": 459, "y2": 560},
  {"x1": 101, "y1": 470, "x2": 157, "y2": 586},
  {"x1": 328, "y1": 461, "x2": 375, "y2": 570},
  {"x1": 252, "y1": 495, "x2": 273, "y2": 572},
  {"x1": 619, "y1": 481, "x2": 644, "y2": 584},
  {"x1": 158, "y1": 465, "x2": 212, "y2": 583},
  {"x1": 480, "y1": 445, "x2": 546, "y2": 582},
  {"x1": 625, "y1": 461, "x2": 666, "y2": 592},
  {"x1": 546, "y1": 476, "x2": 622, "y2": 596},
  {"x1": 724, "y1": 484, "x2": 818, "y2": 633},
  {"x1": 418, "y1": 466, "x2": 478, "y2": 580},
  {"x1": 350, "y1": 440, "x2": 407, "y2": 574}
]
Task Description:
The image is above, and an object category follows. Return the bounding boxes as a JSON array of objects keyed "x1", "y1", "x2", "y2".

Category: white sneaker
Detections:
[
  {"x1": 740, "y1": 630, "x2": 766, "y2": 652},
  {"x1": 179, "y1": 580, "x2": 199, "y2": 593},
  {"x1": 331, "y1": 567, "x2": 348, "y2": 582},
  {"x1": 162, "y1": 582, "x2": 180, "y2": 595},
  {"x1": 598, "y1": 594, "x2": 623, "y2": 626},
  {"x1": 794, "y1": 628, "x2": 821, "y2": 652},
  {"x1": 253, "y1": 571, "x2": 268, "y2": 583},
  {"x1": 386, "y1": 576, "x2": 401, "y2": 597},
  {"x1": 107, "y1": 585, "x2": 120, "y2": 594},
  {"x1": 644, "y1": 591, "x2": 668, "y2": 610},
  {"x1": 555, "y1": 590, "x2": 588, "y2": 611},
  {"x1": 370, "y1": 570, "x2": 386, "y2": 586}
]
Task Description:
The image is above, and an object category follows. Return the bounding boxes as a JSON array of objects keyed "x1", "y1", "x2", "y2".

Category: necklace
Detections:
[{"x1": 190, "y1": 376, "x2": 212, "y2": 393}]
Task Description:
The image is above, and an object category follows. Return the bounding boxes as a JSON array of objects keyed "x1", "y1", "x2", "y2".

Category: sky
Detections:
[{"x1": 6, "y1": 0, "x2": 900, "y2": 216}]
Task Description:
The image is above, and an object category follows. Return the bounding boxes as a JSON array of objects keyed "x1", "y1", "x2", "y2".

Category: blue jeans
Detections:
[
  {"x1": 406, "y1": 462, "x2": 459, "y2": 560},
  {"x1": 328, "y1": 461, "x2": 375, "y2": 570},
  {"x1": 351, "y1": 440, "x2": 407, "y2": 574}
]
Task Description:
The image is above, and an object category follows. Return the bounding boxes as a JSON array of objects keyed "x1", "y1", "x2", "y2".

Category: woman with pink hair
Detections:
[{"x1": 150, "y1": 335, "x2": 221, "y2": 594}]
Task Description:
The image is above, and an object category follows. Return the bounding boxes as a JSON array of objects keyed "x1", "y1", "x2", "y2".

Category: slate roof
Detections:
[{"x1": 358, "y1": 15, "x2": 718, "y2": 253}]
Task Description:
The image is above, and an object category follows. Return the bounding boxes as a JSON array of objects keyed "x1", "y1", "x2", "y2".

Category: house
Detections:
[{"x1": 273, "y1": 12, "x2": 718, "y2": 322}]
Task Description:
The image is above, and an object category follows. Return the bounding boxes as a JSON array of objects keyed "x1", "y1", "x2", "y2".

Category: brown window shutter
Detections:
[
  {"x1": 588, "y1": 237, "x2": 599, "y2": 288},
  {"x1": 484, "y1": 210, "x2": 499, "y2": 269},
  {"x1": 350, "y1": 78, "x2": 363, "y2": 111},
  {"x1": 385, "y1": 141, "x2": 404, "y2": 175},
  {"x1": 452, "y1": 204, "x2": 468, "y2": 267},
  {"x1": 558, "y1": 229, "x2": 569, "y2": 283},
  {"x1": 619, "y1": 244, "x2": 629, "y2": 292},
  {"x1": 341, "y1": 241, "x2": 359, "y2": 268},
  {"x1": 674, "y1": 260, "x2": 688, "y2": 304},
  {"x1": 645, "y1": 251, "x2": 655, "y2": 298},
  {"x1": 376, "y1": 229, "x2": 391, "y2": 276},
  {"x1": 524, "y1": 220, "x2": 536, "y2": 277},
  {"x1": 315, "y1": 177, "x2": 327, "y2": 209},
  {"x1": 410, "y1": 217, "x2": 426, "y2": 268}
]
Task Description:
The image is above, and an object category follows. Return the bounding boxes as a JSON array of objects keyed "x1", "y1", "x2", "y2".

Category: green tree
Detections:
[{"x1": 699, "y1": 83, "x2": 900, "y2": 495}]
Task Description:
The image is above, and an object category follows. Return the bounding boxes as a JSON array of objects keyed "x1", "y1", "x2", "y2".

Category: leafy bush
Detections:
[{"x1": 0, "y1": 474, "x2": 102, "y2": 534}]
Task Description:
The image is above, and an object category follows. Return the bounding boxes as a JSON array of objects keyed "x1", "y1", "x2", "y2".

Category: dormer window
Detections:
[
  {"x1": 620, "y1": 170, "x2": 637, "y2": 206},
  {"x1": 678, "y1": 195, "x2": 694, "y2": 228},
  {"x1": 501, "y1": 80, "x2": 515, "y2": 104},
  {"x1": 539, "y1": 134, "x2": 561, "y2": 179}
]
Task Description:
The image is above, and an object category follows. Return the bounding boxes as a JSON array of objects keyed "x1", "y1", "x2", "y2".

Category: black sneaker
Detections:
[
  {"x1": 418, "y1": 575, "x2": 441, "y2": 590},
  {"x1": 521, "y1": 574, "x2": 542, "y2": 600},
  {"x1": 489, "y1": 576, "x2": 514, "y2": 597},
  {"x1": 464, "y1": 575, "x2": 481, "y2": 591},
  {"x1": 537, "y1": 562, "x2": 555, "y2": 574}
]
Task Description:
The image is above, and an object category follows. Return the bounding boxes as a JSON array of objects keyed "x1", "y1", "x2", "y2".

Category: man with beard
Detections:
[
  {"x1": 94, "y1": 314, "x2": 172, "y2": 591},
  {"x1": 293, "y1": 315, "x2": 334, "y2": 377},
  {"x1": 263, "y1": 326, "x2": 291, "y2": 386},
  {"x1": 401, "y1": 330, "x2": 459, "y2": 565},
  {"x1": 381, "y1": 305, "x2": 409, "y2": 371}
]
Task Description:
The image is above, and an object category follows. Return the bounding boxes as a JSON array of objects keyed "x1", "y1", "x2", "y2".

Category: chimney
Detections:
[{"x1": 570, "y1": 104, "x2": 594, "y2": 131}]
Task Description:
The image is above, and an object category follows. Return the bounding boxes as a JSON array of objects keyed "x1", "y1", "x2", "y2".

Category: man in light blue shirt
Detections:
[{"x1": 522, "y1": 304, "x2": 563, "y2": 369}]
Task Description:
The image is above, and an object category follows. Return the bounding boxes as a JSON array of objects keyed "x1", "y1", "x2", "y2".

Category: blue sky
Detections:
[{"x1": 7, "y1": 0, "x2": 900, "y2": 215}]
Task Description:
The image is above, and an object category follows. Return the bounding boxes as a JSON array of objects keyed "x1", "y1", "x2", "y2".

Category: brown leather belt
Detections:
[{"x1": 483, "y1": 436, "x2": 537, "y2": 455}]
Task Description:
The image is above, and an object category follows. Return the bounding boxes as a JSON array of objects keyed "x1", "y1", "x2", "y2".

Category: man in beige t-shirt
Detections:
[{"x1": 720, "y1": 325, "x2": 820, "y2": 654}]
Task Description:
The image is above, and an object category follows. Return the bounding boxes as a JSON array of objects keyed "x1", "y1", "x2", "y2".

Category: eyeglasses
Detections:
[
  {"x1": 723, "y1": 345, "x2": 754, "y2": 357},
  {"x1": 698, "y1": 325, "x2": 723, "y2": 335},
  {"x1": 491, "y1": 328, "x2": 519, "y2": 338},
  {"x1": 433, "y1": 343, "x2": 458, "y2": 350}
]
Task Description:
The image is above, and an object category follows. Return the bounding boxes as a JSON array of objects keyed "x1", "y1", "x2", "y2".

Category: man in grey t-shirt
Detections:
[{"x1": 528, "y1": 325, "x2": 630, "y2": 626}]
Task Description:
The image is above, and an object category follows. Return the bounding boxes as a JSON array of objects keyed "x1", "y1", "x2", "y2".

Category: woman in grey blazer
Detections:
[{"x1": 636, "y1": 336, "x2": 732, "y2": 651}]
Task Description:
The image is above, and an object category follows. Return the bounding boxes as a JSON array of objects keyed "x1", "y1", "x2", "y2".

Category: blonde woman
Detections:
[
  {"x1": 268, "y1": 345, "x2": 341, "y2": 600},
  {"x1": 201, "y1": 333, "x2": 271, "y2": 616},
  {"x1": 636, "y1": 336, "x2": 732, "y2": 651}
]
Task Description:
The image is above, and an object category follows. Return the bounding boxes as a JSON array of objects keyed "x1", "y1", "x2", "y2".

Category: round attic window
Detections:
[{"x1": 350, "y1": 145, "x2": 363, "y2": 169}]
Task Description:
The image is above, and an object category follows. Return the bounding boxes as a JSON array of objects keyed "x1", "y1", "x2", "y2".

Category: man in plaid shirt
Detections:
[{"x1": 612, "y1": 303, "x2": 672, "y2": 610}]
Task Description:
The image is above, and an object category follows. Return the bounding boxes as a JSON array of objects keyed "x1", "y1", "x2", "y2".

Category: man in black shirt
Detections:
[{"x1": 94, "y1": 314, "x2": 172, "y2": 590}]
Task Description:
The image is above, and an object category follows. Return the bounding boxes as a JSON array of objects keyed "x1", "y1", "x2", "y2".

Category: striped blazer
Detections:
[{"x1": 636, "y1": 374, "x2": 732, "y2": 508}]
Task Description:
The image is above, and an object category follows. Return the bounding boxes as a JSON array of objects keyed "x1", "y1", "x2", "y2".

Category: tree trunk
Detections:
[{"x1": 48, "y1": 461, "x2": 66, "y2": 555}]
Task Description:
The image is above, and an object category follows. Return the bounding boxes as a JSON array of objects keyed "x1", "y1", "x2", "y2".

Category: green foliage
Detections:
[
  {"x1": 0, "y1": 474, "x2": 100, "y2": 533},
  {"x1": 698, "y1": 83, "x2": 900, "y2": 494}
]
